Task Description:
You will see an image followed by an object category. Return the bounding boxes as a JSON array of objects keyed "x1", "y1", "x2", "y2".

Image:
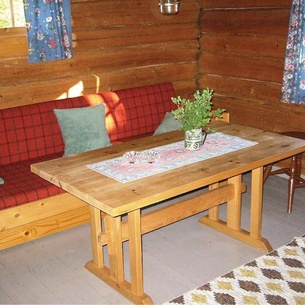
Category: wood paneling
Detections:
[
  {"x1": 201, "y1": 33, "x2": 287, "y2": 59},
  {"x1": 199, "y1": 0, "x2": 291, "y2": 9},
  {"x1": 201, "y1": 53, "x2": 284, "y2": 83},
  {"x1": 200, "y1": 9, "x2": 290, "y2": 36},
  {"x1": 0, "y1": 64, "x2": 197, "y2": 108},
  {"x1": 0, "y1": 0, "x2": 200, "y2": 109},
  {"x1": 200, "y1": 75, "x2": 282, "y2": 104},
  {"x1": 198, "y1": 0, "x2": 305, "y2": 136},
  {"x1": 198, "y1": 0, "x2": 305, "y2": 171}
]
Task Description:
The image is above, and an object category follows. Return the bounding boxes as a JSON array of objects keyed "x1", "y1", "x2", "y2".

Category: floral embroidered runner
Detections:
[{"x1": 87, "y1": 132, "x2": 258, "y2": 183}]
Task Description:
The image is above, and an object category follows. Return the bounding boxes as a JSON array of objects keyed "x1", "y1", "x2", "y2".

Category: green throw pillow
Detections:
[
  {"x1": 154, "y1": 112, "x2": 182, "y2": 135},
  {"x1": 0, "y1": 177, "x2": 4, "y2": 184},
  {"x1": 54, "y1": 104, "x2": 111, "y2": 156}
]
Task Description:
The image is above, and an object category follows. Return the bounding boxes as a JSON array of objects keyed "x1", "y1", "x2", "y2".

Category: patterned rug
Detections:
[
  {"x1": 87, "y1": 132, "x2": 257, "y2": 183},
  {"x1": 163, "y1": 236, "x2": 305, "y2": 305}
]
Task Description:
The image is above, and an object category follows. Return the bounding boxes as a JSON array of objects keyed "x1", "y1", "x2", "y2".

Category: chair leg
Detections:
[
  {"x1": 263, "y1": 164, "x2": 272, "y2": 184},
  {"x1": 264, "y1": 153, "x2": 304, "y2": 213},
  {"x1": 295, "y1": 153, "x2": 303, "y2": 178},
  {"x1": 287, "y1": 177, "x2": 295, "y2": 213},
  {"x1": 287, "y1": 155, "x2": 298, "y2": 213}
]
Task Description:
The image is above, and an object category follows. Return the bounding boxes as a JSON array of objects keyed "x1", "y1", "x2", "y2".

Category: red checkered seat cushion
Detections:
[{"x1": 0, "y1": 154, "x2": 65, "y2": 210}]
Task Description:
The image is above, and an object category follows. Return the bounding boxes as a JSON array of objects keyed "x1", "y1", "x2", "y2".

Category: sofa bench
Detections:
[{"x1": 0, "y1": 83, "x2": 176, "y2": 250}]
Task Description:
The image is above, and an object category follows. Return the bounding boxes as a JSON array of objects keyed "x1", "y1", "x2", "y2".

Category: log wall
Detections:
[
  {"x1": 0, "y1": 0, "x2": 200, "y2": 109},
  {"x1": 198, "y1": 0, "x2": 305, "y2": 134},
  {"x1": 1, "y1": 0, "x2": 305, "y2": 146}
]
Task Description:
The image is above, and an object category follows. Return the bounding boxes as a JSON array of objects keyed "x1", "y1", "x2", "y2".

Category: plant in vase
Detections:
[{"x1": 171, "y1": 88, "x2": 225, "y2": 150}]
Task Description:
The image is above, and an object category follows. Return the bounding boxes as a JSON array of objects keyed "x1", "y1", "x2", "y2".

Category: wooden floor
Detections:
[{"x1": 1, "y1": 173, "x2": 305, "y2": 305}]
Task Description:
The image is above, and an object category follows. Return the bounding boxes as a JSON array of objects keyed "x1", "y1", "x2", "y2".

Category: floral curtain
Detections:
[
  {"x1": 23, "y1": 0, "x2": 73, "y2": 63},
  {"x1": 282, "y1": 0, "x2": 305, "y2": 104}
]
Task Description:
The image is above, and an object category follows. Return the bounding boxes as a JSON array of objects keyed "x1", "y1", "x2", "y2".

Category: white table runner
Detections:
[{"x1": 87, "y1": 132, "x2": 258, "y2": 183}]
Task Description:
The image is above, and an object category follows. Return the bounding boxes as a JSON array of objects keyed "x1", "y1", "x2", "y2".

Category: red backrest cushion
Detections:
[
  {"x1": 103, "y1": 83, "x2": 176, "y2": 142},
  {"x1": 0, "y1": 83, "x2": 175, "y2": 165},
  {"x1": 0, "y1": 95, "x2": 104, "y2": 165}
]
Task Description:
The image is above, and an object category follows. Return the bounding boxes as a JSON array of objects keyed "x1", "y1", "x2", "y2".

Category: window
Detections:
[{"x1": 0, "y1": 0, "x2": 25, "y2": 28}]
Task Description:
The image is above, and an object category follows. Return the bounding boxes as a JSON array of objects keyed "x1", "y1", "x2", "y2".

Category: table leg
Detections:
[
  {"x1": 226, "y1": 175, "x2": 242, "y2": 231},
  {"x1": 104, "y1": 214, "x2": 125, "y2": 282},
  {"x1": 200, "y1": 170, "x2": 272, "y2": 252},
  {"x1": 128, "y1": 209, "x2": 144, "y2": 295},
  {"x1": 207, "y1": 182, "x2": 221, "y2": 221},
  {"x1": 249, "y1": 167, "x2": 272, "y2": 251},
  {"x1": 128, "y1": 210, "x2": 153, "y2": 304},
  {"x1": 85, "y1": 208, "x2": 153, "y2": 304},
  {"x1": 89, "y1": 205, "x2": 104, "y2": 268}
]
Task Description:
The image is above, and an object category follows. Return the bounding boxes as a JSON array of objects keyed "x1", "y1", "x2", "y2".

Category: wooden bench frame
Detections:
[{"x1": 0, "y1": 193, "x2": 90, "y2": 250}]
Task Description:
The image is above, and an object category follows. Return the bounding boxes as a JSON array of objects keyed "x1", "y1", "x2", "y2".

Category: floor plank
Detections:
[{"x1": 0, "y1": 173, "x2": 304, "y2": 304}]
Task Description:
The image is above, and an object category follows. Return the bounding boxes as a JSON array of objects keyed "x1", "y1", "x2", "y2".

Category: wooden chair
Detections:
[{"x1": 263, "y1": 131, "x2": 305, "y2": 213}]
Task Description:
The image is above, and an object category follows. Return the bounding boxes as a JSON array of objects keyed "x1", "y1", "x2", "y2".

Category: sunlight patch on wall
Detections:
[
  {"x1": 68, "y1": 81, "x2": 84, "y2": 97},
  {"x1": 93, "y1": 74, "x2": 100, "y2": 93},
  {"x1": 56, "y1": 81, "x2": 84, "y2": 100}
]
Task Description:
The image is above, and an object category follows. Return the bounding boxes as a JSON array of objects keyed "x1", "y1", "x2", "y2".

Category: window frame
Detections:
[{"x1": 0, "y1": 0, "x2": 25, "y2": 28}]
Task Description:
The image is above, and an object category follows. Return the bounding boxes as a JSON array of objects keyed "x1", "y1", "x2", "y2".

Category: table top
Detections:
[{"x1": 31, "y1": 121, "x2": 305, "y2": 216}]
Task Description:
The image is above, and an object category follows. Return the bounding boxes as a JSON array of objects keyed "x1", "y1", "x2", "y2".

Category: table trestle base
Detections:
[
  {"x1": 85, "y1": 261, "x2": 153, "y2": 304},
  {"x1": 200, "y1": 169, "x2": 273, "y2": 253},
  {"x1": 199, "y1": 216, "x2": 272, "y2": 252},
  {"x1": 86, "y1": 178, "x2": 251, "y2": 304}
]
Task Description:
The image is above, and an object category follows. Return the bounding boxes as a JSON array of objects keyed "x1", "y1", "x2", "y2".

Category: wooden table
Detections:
[{"x1": 31, "y1": 121, "x2": 305, "y2": 304}]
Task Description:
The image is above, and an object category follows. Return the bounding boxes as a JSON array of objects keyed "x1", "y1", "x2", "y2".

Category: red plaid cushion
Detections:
[
  {"x1": 102, "y1": 83, "x2": 176, "y2": 142},
  {"x1": 0, "y1": 95, "x2": 105, "y2": 166},
  {"x1": 0, "y1": 154, "x2": 65, "y2": 210},
  {"x1": 0, "y1": 83, "x2": 175, "y2": 166}
]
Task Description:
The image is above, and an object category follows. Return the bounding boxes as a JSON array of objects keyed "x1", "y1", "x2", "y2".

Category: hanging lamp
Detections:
[{"x1": 158, "y1": 0, "x2": 180, "y2": 15}]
